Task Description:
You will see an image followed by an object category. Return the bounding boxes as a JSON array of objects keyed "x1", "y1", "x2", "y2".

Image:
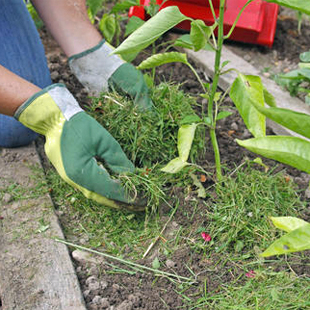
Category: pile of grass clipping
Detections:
[{"x1": 88, "y1": 82, "x2": 205, "y2": 209}]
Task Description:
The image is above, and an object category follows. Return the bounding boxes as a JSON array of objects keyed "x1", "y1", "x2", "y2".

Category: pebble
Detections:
[
  {"x1": 244, "y1": 54, "x2": 251, "y2": 62},
  {"x1": 101, "y1": 298, "x2": 110, "y2": 308},
  {"x1": 166, "y1": 259, "x2": 177, "y2": 268},
  {"x1": 305, "y1": 187, "x2": 310, "y2": 199},
  {"x1": 72, "y1": 249, "x2": 97, "y2": 264},
  {"x1": 92, "y1": 295, "x2": 102, "y2": 304},
  {"x1": 86, "y1": 275, "x2": 98, "y2": 286},
  {"x1": 100, "y1": 280, "x2": 108, "y2": 290},
  {"x1": 2, "y1": 193, "x2": 12, "y2": 203},
  {"x1": 83, "y1": 289, "x2": 91, "y2": 298},
  {"x1": 115, "y1": 300, "x2": 133, "y2": 310},
  {"x1": 112, "y1": 283, "x2": 120, "y2": 291},
  {"x1": 231, "y1": 122, "x2": 239, "y2": 131}
]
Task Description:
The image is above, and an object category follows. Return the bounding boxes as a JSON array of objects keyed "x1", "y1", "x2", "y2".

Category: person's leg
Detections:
[{"x1": 0, "y1": 0, "x2": 52, "y2": 148}]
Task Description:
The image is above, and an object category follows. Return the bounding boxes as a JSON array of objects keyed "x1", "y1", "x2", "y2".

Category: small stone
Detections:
[
  {"x1": 72, "y1": 250, "x2": 97, "y2": 264},
  {"x1": 241, "y1": 129, "x2": 251, "y2": 139},
  {"x1": 83, "y1": 290, "x2": 91, "y2": 298},
  {"x1": 128, "y1": 294, "x2": 141, "y2": 305},
  {"x1": 166, "y1": 259, "x2": 177, "y2": 268},
  {"x1": 231, "y1": 122, "x2": 239, "y2": 131},
  {"x1": 92, "y1": 295, "x2": 102, "y2": 305},
  {"x1": 112, "y1": 283, "x2": 120, "y2": 291},
  {"x1": 88, "y1": 281, "x2": 100, "y2": 291},
  {"x1": 263, "y1": 72, "x2": 271, "y2": 78},
  {"x1": 115, "y1": 300, "x2": 133, "y2": 310},
  {"x1": 305, "y1": 187, "x2": 310, "y2": 199},
  {"x1": 244, "y1": 54, "x2": 251, "y2": 62},
  {"x1": 100, "y1": 280, "x2": 108, "y2": 290},
  {"x1": 2, "y1": 193, "x2": 12, "y2": 203},
  {"x1": 101, "y1": 298, "x2": 110, "y2": 308},
  {"x1": 86, "y1": 276, "x2": 98, "y2": 286}
]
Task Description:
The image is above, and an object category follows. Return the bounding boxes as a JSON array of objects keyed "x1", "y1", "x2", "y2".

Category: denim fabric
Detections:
[{"x1": 0, "y1": 0, "x2": 52, "y2": 147}]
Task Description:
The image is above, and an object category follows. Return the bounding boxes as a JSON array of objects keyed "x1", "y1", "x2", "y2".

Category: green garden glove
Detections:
[
  {"x1": 68, "y1": 40, "x2": 153, "y2": 111},
  {"x1": 14, "y1": 83, "x2": 145, "y2": 211}
]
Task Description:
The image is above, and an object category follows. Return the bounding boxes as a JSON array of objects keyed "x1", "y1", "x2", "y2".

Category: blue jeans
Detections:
[{"x1": 0, "y1": 0, "x2": 52, "y2": 147}]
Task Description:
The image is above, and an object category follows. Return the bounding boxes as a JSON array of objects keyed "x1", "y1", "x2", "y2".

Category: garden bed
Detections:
[{"x1": 37, "y1": 7, "x2": 310, "y2": 310}]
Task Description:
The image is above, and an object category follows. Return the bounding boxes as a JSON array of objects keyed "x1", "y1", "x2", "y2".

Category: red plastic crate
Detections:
[{"x1": 129, "y1": 0, "x2": 279, "y2": 47}]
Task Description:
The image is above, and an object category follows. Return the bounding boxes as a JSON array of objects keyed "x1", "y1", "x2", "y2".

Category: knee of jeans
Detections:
[{"x1": 0, "y1": 116, "x2": 39, "y2": 148}]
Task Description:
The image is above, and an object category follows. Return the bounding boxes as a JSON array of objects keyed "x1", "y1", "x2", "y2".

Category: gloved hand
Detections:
[
  {"x1": 68, "y1": 40, "x2": 153, "y2": 111},
  {"x1": 14, "y1": 83, "x2": 145, "y2": 211}
]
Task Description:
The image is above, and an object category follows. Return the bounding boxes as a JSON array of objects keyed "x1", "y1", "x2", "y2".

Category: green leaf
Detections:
[
  {"x1": 230, "y1": 74, "x2": 266, "y2": 138},
  {"x1": 99, "y1": 14, "x2": 116, "y2": 43},
  {"x1": 190, "y1": 20, "x2": 216, "y2": 51},
  {"x1": 113, "y1": 6, "x2": 188, "y2": 57},
  {"x1": 180, "y1": 114, "x2": 202, "y2": 125},
  {"x1": 161, "y1": 157, "x2": 189, "y2": 173},
  {"x1": 174, "y1": 34, "x2": 194, "y2": 49},
  {"x1": 137, "y1": 52, "x2": 188, "y2": 70},
  {"x1": 125, "y1": 16, "x2": 145, "y2": 37},
  {"x1": 270, "y1": 216, "x2": 309, "y2": 232},
  {"x1": 300, "y1": 50, "x2": 310, "y2": 62},
  {"x1": 178, "y1": 124, "x2": 197, "y2": 161},
  {"x1": 266, "y1": 0, "x2": 310, "y2": 15},
  {"x1": 87, "y1": 0, "x2": 104, "y2": 16},
  {"x1": 261, "y1": 223, "x2": 310, "y2": 257},
  {"x1": 152, "y1": 257, "x2": 161, "y2": 269},
  {"x1": 245, "y1": 104, "x2": 310, "y2": 140},
  {"x1": 263, "y1": 87, "x2": 277, "y2": 107},
  {"x1": 216, "y1": 111, "x2": 233, "y2": 121},
  {"x1": 236, "y1": 136, "x2": 310, "y2": 174},
  {"x1": 111, "y1": 0, "x2": 138, "y2": 13}
]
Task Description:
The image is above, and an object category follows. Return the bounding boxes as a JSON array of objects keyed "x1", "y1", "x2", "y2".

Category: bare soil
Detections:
[{"x1": 37, "y1": 8, "x2": 310, "y2": 310}]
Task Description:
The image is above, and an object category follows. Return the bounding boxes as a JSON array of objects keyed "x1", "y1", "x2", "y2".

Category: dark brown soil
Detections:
[{"x1": 39, "y1": 8, "x2": 310, "y2": 310}]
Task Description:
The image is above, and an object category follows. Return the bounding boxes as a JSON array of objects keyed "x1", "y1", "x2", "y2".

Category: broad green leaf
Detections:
[
  {"x1": 245, "y1": 103, "x2": 310, "y2": 140},
  {"x1": 161, "y1": 157, "x2": 189, "y2": 173},
  {"x1": 137, "y1": 52, "x2": 188, "y2": 70},
  {"x1": 178, "y1": 124, "x2": 197, "y2": 161},
  {"x1": 113, "y1": 6, "x2": 188, "y2": 57},
  {"x1": 174, "y1": 34, "x2": 194, "y2": 49},
  {"x1": 300, "y1": 50, "x2": 310, "y2": 62},
  {"x1": 230, "y1": 74, "x2": 266, "y2": 138},
  {"x1": 125, "y1": 16, "x2": 145, "y2": 37},
  {"x1": 299, "y1": 68, "x2": 310, "y2": 80},
  {"x1": 190, "y1": 20, "x2": 216, "y2": 51},
  {"x1": 216, "y1": 111, "x2": 233, "y2": 121},
  {"x1": 111, "y1": 0, "x2": 138, "y2": 13},
  {"x1": 266, "y1": 0, "x2": 310, "y2": 15},
  {"x1": 99, "y1": 14, "x2": 116, "y2": 43},
  {"x1": 263, "y1": 87, "x2": 277, "y2": 107},
  {"x1": 236, "y1": 136, "x2": 310, "y2": 174},
  {"x1": 180, "y1": 114, "x2": 202, "y2": 125},
  {"x1": 261, "y1": 223, "x2": 310, "y2": 257},
  {"x1": 270, "y1": 216, "x2": 309, "y2": 232}
]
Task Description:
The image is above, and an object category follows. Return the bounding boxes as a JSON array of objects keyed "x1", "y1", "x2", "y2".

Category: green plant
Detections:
[
  {"x1": 261, "y1": 216, "x2": 310, "y2": 257},
  {"x1": 275, "y1": 50, "x2": 310, "y2": 104},
  {"x1": 112, "y1": 0, "x2": 310, "y2": 181}
]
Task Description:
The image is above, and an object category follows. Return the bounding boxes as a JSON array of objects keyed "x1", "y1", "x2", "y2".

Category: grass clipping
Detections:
[{"x1": 87, "y1": 82, "x2": 205, "y2": 208}]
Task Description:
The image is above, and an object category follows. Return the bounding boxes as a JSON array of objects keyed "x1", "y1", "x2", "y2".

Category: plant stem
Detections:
[
  {"x1": 206, "y1": 0, "x2": 226, "y2": 181},
  {"x1": 55, "y1": 238, "x2": 195, "y2": 283}
]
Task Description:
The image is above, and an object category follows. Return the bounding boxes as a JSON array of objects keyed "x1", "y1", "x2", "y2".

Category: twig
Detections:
[
  {"x1": 142, "y1": 205, "x2": 178, "y2": 258},
  {"x1": 55, "y1": 238, "x2": 195, "y2": 283}
]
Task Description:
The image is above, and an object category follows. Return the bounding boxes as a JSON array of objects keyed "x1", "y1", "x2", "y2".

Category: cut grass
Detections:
[
  {"x1": 87, "y1": 82, "x2": 205, "y2": 167},
  {"x1": 190, "y1": 271, "x2": 310, "y2": 310}
]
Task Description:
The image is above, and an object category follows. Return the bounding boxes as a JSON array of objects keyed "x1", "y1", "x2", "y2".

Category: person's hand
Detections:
[
  {"x1": 15, "y1": 83, "x2": 145, "y2": 211},
  {"x1": 68, "y1": 40, "x2": 153, "y2": 111}
]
